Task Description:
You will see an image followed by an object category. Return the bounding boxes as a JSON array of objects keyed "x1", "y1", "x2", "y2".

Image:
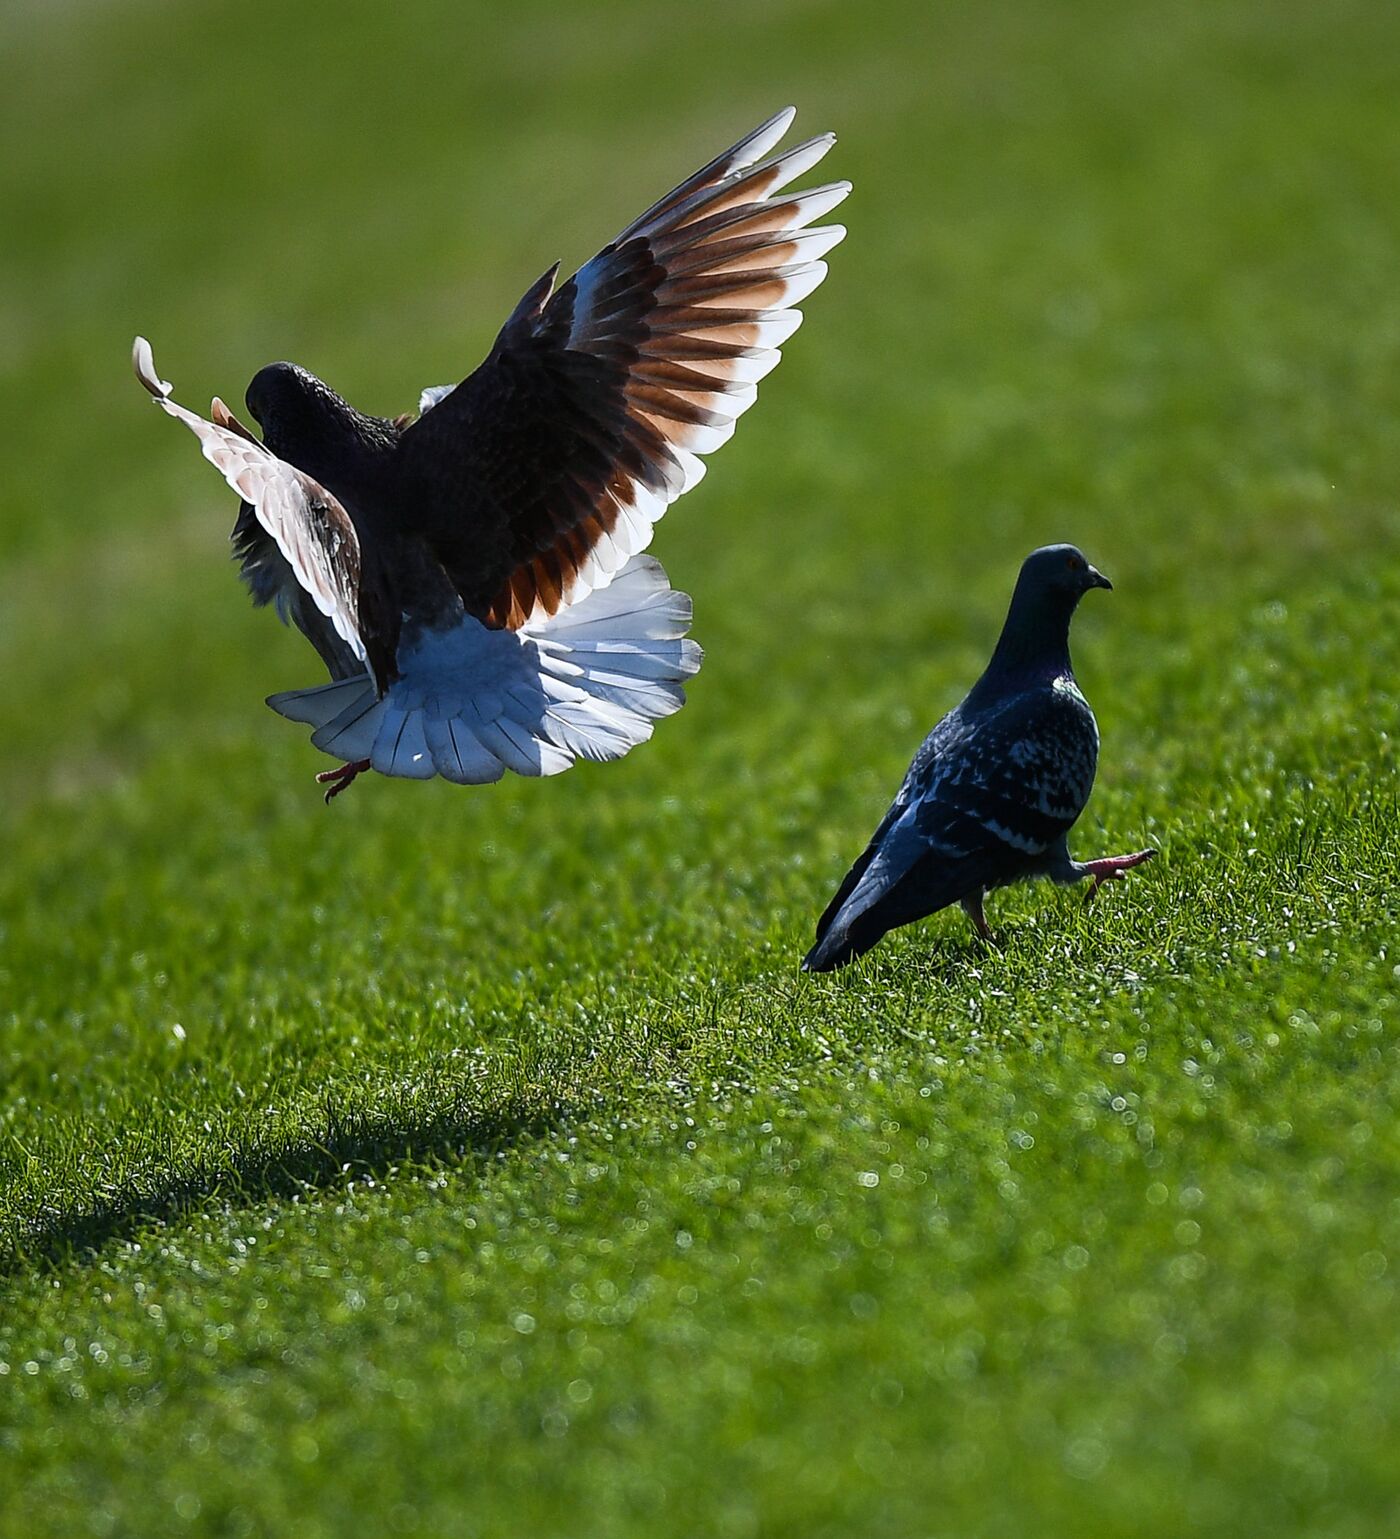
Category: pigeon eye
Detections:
[{"x1": 1067, "y1": 556, "x2": 1083, "y2": 571}]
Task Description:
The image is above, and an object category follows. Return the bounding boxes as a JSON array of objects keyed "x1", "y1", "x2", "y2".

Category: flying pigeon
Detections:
[
  {"x1": 803, "y1": 545, "x2": 1155, "y2": 971},
  {"x1": 133, "y1": 107, "x2": 848, "y2": 800}
]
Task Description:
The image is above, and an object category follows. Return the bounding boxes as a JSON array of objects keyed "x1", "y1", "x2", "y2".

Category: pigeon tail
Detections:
[
  {"x1": 266, "y1": 555, "x2": 701, "y2": 785},
  {"x1": 802, "y1": 918, "x2": 880, "y2": 973},
  {"x1": 804, "y1": 877, "x2": 964, "y2": 972}
]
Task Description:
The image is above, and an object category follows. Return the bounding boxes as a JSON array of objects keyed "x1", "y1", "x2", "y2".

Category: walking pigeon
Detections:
[
  {"x1": 803, "y1": 545, "x2": 1154, "y2": 971},
  {"x1": 133, "y1": 107, "x2": 848, "y2": 800}
]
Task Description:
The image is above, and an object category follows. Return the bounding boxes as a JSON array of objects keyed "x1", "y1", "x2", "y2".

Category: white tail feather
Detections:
[{"x1": 266, "y1": 554, "x2": 701, "y2": 785}]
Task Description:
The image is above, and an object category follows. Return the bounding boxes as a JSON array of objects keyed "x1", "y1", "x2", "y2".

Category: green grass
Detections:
[{"x1": 4, "y1": 0, "x2": 1400, "y2": 1534}]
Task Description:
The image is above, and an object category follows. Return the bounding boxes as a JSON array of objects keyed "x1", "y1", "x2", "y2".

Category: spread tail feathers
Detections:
[{"x1": 267, "y1": 555, "x2": 701, "y2": 785}]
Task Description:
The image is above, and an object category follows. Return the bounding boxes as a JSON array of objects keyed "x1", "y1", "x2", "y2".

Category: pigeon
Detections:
[
  {"x1": 802, "y1": 545, "x2": 1155, "y2": 971},
  {"x1": 133, "y1": 107, "x2": 849, "y2": 800}
]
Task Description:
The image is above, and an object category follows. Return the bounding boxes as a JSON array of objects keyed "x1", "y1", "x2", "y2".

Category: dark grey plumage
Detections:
[{"x1": 803, "y1": 544, "x2": 1154, "y2": 972}]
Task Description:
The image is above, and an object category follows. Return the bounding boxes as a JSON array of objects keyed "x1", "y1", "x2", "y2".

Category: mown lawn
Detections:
[{"x1": 3, "y1": 0, "x2": 1399, "y2": 1534}]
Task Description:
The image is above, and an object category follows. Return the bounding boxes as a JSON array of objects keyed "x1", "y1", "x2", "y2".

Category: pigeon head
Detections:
[
  {"x1": 245, "y1": 362, "x2": 386, "y2": 483},
  {"x1": 244, "y1": 367, "x2": 341, "y2": 446},
  {"x1": 1018, "y1": 543, "x2": 1112, "y2": 601},
  {"x1": 984, "y1": 544, "x2": 1112, "y2": 679}
]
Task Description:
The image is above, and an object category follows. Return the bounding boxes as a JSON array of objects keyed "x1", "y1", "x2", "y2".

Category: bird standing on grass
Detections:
[
  {"x1": 803, "y1": 545, "x2": 1155, "y2": 972},
  {"x1": 134, "y1": 108, "x2": 848, "y2": 800}
]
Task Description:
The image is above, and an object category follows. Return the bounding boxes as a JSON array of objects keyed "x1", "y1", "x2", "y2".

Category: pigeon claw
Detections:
[
  {"x1": 316, "y1": 758, "x2": 371, "y2": 804},
  {"x1": 1082, "y1": 847, "x2": 1157, "y2": 902}
]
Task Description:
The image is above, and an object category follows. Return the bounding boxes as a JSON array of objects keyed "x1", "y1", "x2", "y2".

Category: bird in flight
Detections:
[
  {"x1": 134, "y1": 107, "x2": 848, "y2": 800},
  {"x1": 803, "y1": 545, "x2": 1155, "y2": 971}
]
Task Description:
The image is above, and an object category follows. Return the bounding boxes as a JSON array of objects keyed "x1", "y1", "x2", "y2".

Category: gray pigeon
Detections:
[
  {"x1": 803, "y1": 545, "x2": 1154, "y2": 971},
  {"x1": 133, "y1": 108, "x2": 848, "y2": 800}
]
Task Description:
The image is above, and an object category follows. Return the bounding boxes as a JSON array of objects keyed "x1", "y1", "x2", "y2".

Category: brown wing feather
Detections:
[{"x1": 395, "y1": 108, "x2": 850, "y2": 630}]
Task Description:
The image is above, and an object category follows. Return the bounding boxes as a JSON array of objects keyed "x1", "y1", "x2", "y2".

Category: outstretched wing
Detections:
[
  {"x1": 397, "y1": 106, "x2": 850, "y2": 629},
  {"x1": 133, "y1": 337, "x2": 397, "y2": 690}
]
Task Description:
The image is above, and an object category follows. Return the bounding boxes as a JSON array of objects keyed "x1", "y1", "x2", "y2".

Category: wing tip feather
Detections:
[
  {"x1": 132, "y1": 335, "x2": 171, "y2": 398},
  {"x1": 735, "y1": 105, "x2": 799, "y2": 167}
]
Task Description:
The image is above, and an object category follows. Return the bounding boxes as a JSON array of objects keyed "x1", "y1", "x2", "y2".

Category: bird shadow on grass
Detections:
[
  {"x1": 1, "y1": 1083, "x2": 571, "y2": 1279},
  {"x1": 6, "y1": 924, "x2": 1053, "y2": 1278}
]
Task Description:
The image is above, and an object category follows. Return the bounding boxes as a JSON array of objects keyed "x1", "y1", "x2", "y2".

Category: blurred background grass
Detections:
[
  {"x1": 2, "y1": 1, "x2": 1400, "y2": 1535},
  {"x1": 5, "y1": 0, "x2": 1400, "y2": 815}
]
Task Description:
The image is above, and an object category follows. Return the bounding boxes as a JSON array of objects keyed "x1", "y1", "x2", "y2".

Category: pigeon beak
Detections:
[{"x1": 1088, "y1": 567, "x2": 1113, "y2": 592}]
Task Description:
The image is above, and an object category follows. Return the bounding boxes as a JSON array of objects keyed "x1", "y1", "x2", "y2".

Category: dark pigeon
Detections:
[
  {"x1": 803, "y1": 545, "x2": 1155, "y2": 971},
  {"x1": 133, "y1": 108, "x2": 849, "y2": 800}
]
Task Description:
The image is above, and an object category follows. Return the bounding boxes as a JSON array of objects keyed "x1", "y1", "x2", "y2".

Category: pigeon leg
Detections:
[
  {"x1": 961, "y1": 890, "x2": 995, "y2": 941},
  {"x1": 316, "y1": 758, "x2": 371, "y2": 803},
  {"x1": 1082, "y1": 848, "x2": 1156, "y2": 901}
]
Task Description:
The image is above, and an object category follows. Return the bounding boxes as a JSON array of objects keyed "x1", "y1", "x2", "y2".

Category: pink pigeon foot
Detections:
[
  {"x1": 316, "y1": 758, "x2": 371, "y2": 803},
  {"x1": 1082, "y1": 847, "x2": 1156, "y2": 901}
]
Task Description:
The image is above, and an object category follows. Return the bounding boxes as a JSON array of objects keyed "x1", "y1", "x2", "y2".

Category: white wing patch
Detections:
[
  {"x1": 981, "y1": 818, "x2": 1044, "y2": 854},
  {"x1": 418, "y1": 384, "x2": 455, "y2": 416}
]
